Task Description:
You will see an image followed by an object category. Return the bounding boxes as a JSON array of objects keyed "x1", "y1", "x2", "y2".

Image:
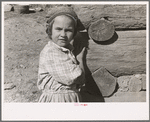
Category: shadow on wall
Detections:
[
  {"x1": 73, "y1": 31, "x2": 89, "y2": 56},
  {"x1": 73, "y1": 31, "x2": 105, "y2": 102},
  {"x1": 73, "y1": 25, "x2": 119, "y2": 102},
  {"x1": 81, "y1": 75, "x2": 105, "y2": 102},
  {"x1": 93, "y1": 31, "x2": 118, "y2": 45}
]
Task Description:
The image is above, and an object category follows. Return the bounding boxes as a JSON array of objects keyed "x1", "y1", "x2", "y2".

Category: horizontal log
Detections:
[
  {"x1": 87, "y1": 30, "x2": 146, "y2": 77},
  {"x1": 74, "y1": 30, "x2": 146, "y2": 77},
  {"x1": 72, "y1": 5, "x2": 146, "y2": 30}
]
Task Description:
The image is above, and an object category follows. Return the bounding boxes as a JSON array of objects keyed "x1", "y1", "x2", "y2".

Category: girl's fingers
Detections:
[{"x1": 82, "y1": 47, "x2": 87, "y2": 54}]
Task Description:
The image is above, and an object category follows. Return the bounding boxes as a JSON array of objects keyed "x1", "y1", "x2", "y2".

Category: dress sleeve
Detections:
[{"x1": 46, "y1": 50, "x2": 85, "y2": 86}]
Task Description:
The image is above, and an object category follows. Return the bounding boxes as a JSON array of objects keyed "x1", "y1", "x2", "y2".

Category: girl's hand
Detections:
[{"x1": 76, "y1": 84, "x2": 85, "y2": 92}]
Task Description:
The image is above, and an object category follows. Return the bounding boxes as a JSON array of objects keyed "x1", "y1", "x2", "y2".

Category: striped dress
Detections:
[{"x1": 37, "y1": 41, "x2": 85, "y2": 102}]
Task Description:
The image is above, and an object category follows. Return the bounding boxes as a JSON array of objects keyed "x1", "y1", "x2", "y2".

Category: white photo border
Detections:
[{"x1": 1, "y1": 1, "x2": 149, "y2": 121}]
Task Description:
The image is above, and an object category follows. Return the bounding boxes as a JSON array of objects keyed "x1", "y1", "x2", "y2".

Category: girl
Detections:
[{"x1": 37, "y1": 6, "x2": 86, "y2": 102}]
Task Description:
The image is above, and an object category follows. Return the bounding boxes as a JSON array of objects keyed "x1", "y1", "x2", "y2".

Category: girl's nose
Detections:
[{"x1": 60, "y1": 30, "x2": 66, "y2": 37}]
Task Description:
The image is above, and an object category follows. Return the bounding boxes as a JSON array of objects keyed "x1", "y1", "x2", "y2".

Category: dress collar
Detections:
[{"x1": 48, "y1": 40, "x2": 74, "y2": 52}]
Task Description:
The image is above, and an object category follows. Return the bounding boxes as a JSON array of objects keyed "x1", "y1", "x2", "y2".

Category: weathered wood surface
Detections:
[
  {"x1": 87, "y1": 30, "x2": 146, "y2": 77},
  {"x1": 74, "y1": 30, "x2": 146, "y2": 77},
  {"x1": 82, "y1": 66, "x2": 117, "y2": 97},
  {"x1": 88, "y1": 19, "x2": 115, "y2": 41},
  {"x1": 72, "y1": 5, "x2": 146, "y2": 30},
  {"x1": 91, "y1": 67, "x2": 117, "y2": 97}
]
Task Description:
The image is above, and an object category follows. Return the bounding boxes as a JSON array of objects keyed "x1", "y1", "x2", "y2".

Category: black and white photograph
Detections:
[{"x1": 2, "y1": 1, "x2": 149, "y2": 121}]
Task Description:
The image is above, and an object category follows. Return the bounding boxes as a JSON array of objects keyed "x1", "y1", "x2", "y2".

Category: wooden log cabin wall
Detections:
[
  {"x1": 71, "y1": 4, "x2": 146, "y2": 96},
  {"x1": 71, "y1": 4, "x2": 146, "y2": 77}
]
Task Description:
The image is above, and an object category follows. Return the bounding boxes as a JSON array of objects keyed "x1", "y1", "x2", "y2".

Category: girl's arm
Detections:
[{"x1": 44, "y1": 49, "x2": 85, "y2": 86}]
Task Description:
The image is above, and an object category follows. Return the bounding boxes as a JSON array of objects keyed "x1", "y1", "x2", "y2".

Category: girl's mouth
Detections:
[
  {"x1": 59, "y1": 39, "x2": 67, "y2": 42},
  {"x1": 59, "y1": 38, "x2": 66, "y2": 40}
]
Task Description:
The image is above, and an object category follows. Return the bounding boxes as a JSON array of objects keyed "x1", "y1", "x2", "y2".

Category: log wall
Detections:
[
  {"x1": 87, "y1": 30, "x2": 146, "y2": 77},
  {"x1": 72, "y1": 4, "x2": 146, "y2": 30},
  {"x1": 36, "y1": 4, "x2": 146, "y2": 30},
  {"x1": 71, "y1": 4, "x2": 147, "y2": 77},
  {"x1": 74, "y1": 30, "x2": 146, "y2": 77}
]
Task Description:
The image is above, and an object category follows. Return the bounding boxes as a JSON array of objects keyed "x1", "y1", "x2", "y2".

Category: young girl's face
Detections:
[{"x1": 51, "y1": 15, "x2": 75, "y2": 48}]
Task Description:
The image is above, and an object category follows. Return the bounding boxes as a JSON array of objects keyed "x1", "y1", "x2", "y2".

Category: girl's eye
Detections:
[
  {"x1": 55, "y1": 27, "x2": 62, "y2": 31},
  {"x1": 66, "y1": 29, "x2": 73, "y2": 32}
]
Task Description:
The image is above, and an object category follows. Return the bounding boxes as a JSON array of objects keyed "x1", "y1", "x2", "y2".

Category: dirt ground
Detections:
[
  {"x1": 3, "y1": 10, "x2": 146, "y2": 103},
  {"x1": 4, "y1": 11, "x2": 48, "y2": 102}
]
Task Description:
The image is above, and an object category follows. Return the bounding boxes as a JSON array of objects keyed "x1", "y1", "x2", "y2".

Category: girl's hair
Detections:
[
  {"x1": 46, "y1": 20, "x2": 54, "y2": 39},
  {"x1": 46, "y1": 15, "x2": 77, "y2": 39}
]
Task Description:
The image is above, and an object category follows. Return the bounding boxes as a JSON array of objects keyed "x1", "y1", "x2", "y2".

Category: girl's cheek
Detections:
[{"x1": 68, "y1": 31, "x2": 74, "y2": 36}]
